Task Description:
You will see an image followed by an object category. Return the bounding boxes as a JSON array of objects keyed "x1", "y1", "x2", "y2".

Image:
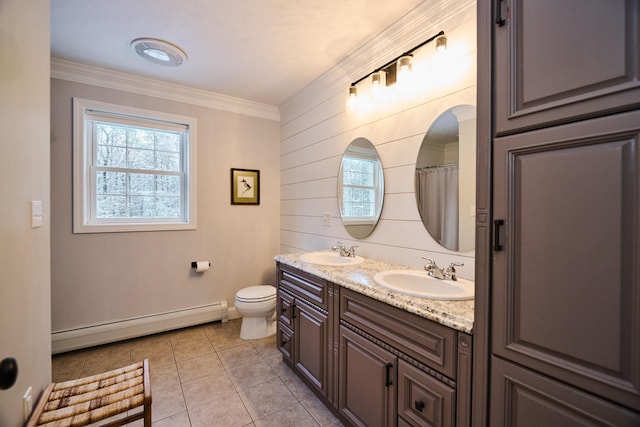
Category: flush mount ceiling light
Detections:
[{"x1": 131, "y1": 38, "x2": 187, "y2": 66}]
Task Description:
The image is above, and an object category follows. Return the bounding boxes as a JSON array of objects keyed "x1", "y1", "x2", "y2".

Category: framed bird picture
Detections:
[{"x1": 230, "y1": 168, "x2": 260, "y2": 205}]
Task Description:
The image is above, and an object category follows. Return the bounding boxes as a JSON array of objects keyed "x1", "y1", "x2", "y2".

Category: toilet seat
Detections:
[{"x1": 236, "y1": 285, "x2": 276, "y2": 303}]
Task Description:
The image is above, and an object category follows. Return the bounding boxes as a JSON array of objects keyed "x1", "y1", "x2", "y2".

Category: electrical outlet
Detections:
[
  {"x1": 23, "y1": 386, "x2": 33, "y2": 422},
  {"x1": 322, "y1": 212, "x2": 331, "y2": 227}
]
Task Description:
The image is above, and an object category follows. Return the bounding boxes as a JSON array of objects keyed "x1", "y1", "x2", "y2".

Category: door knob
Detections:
[{"x1": 0, "y1": 357, "x2": 18, "y2": 390}]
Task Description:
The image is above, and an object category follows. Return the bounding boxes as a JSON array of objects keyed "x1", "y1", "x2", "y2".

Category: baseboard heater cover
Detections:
[{"x1": 51, "y1": 301, "x2": 228, "y2": 354}]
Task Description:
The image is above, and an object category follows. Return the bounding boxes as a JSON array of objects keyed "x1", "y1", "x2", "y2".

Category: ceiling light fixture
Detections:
[
  {"x1": 131, "y1": 38, "x2": 187, "y2": 67},
  {"x1": 436, "y1": 35, "x2": 448, "y2": 51},
  {"x1": 348, "y1": 30, "x2": 445, "y2": 107}
]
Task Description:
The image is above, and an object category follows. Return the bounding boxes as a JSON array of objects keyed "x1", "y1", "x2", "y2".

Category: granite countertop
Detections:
[{"x1": 274, "y1": 252, "x2": 474, "y2": 334}]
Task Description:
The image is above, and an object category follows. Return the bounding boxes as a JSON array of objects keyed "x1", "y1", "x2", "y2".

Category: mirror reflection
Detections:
[
  {"x1": 415, "y1": 105, "x2": 476, "y2": 252},
  {"x1": 338, "y1": 137, "x2": 384, "y2": 239}
]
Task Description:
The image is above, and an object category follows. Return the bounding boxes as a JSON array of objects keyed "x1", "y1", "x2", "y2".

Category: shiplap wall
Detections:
[{"x1": 279, "y1": 0, "x2": 477, "y2": 279}]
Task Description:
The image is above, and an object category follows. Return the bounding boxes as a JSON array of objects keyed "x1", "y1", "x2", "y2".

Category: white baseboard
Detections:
[{"x1": 51, "y1": 301, "x2": 228, "y2": 354}]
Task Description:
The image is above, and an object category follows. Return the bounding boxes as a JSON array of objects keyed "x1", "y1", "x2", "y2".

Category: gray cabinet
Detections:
[
  {"x1": 494, "y1": 0, "x2": 640, "y2": 136},
  {"x1": 338, "y1": 326, "x2": 397, "y2": 427},
  {"x1": 276, "y1": 263, "x2": 473, "y2": 427},
  {"x1": 340, "y1": 288, "x2": 471, "y2": 427},
  {"x1": 476, "y1": 0, "x2": 640, "y2": 424},
  {"x1": 398, "y1": 360, "x2": 455, "y2": 427},
  {"x1": 276, "y1": 264, "x2": 332, "y2": 400},
  {"x1": 492, "y1": 112, "x2": 640, "y2": 413},
  {"x1": 491, "y1": 357, "x2": 640, "y2": 427}
]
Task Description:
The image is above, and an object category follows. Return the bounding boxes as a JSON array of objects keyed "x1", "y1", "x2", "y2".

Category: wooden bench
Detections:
[{"x1": 27, "y1": 359, "x2": 151, "y2": 427}]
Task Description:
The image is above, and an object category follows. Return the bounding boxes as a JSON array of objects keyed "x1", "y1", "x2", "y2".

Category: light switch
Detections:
[
  {"x1": 31, "y1": 200, "x2": 43, "y2": 228},
  {"x1": 322, "y1": 212, "x2": 331, "y2": 227}
]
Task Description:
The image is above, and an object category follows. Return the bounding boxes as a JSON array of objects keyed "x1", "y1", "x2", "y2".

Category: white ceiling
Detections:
[{"x1": 51, "y1": 0, "x2": 425, "y2": 106}]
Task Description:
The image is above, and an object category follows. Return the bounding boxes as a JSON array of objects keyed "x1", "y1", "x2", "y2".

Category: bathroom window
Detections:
[
  {"x1": 339, "y1": 154, "x2": 381, "y2": 223},
  {"x1": 73, "y1": 98, "x2": 197, "y2": 233}
]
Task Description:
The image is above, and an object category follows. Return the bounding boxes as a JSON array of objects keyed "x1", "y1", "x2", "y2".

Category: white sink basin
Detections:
[
  {"x1": 299, "y1": 251, "x2": 364, "y2": 266},
  {"x1": 373, "y1": 270, "x2": 474, "y2": 300}
]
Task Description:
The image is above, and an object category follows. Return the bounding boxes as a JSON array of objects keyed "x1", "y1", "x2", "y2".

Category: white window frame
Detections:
[
  {"x1": 73, "y1": 98, "x2": 197, "y2": 233},
  {"x1": 339, "y1": 152, "x2": 383, "y2": 226}
]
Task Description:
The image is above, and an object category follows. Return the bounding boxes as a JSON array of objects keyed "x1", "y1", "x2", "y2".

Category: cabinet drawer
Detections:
[
  {"x1": 340, "y1": 288, "x2": 457, "y2": 379},
  {"x1": 278, "y1": 264, "x2": 328, "y2": 308},
  {"x1": 277, "y1": 322, "x2": 293, "y2": 363},
  {"x1": 398, "y1": 360, "x2": 455, "y2": 427},
  {"x1": 277, "y1": 288, "x2": 294, "y2": 328}
]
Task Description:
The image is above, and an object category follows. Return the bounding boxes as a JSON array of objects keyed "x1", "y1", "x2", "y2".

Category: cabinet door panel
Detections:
[
  {"x1": 495, "y1": 0, "x2": 640, "y2": 135},
  {"x1": 294, "y1": 298, "x2": 328, "y2": 397},
  {"x1": 490, "y1": 357, "x2": 640, "y2": 426},
  {"x1": 493, "y1": 111, "x2": 640, "y2": 410},
  {"x1": 398, "y1": 360, "x2": 455, "y2": 427},
  {"x1": 339, "y1": 326, "x2": 396, "y2": 427}
]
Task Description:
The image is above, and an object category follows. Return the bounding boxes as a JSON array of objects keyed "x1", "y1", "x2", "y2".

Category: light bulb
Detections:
[
  {"x1": 371, "y1": 71, "x2": 386, "y2": 99},
  {"x1": 347, "y1": 86, "x2": 358, "y2": 113},
  {"x1": 397, "y1": 56, "x2": 413, "y2": 84}
]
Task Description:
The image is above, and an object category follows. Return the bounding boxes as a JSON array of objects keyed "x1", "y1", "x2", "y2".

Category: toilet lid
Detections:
[{"x1": 236, "y1": 285, "x2": 276, "y2": 302}]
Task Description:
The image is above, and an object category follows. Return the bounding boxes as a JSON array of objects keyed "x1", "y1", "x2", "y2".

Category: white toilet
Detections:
[{"x1": 235, "y1": 285, "x2": 277, "y2": 340}]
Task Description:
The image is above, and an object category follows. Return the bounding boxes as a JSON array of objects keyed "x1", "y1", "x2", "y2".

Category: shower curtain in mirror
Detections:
[{"x1": 415, "y1": 165, "x2": 459, "y2": 250}]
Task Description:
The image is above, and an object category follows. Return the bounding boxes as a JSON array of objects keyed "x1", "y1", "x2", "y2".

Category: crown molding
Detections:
[
  {"x1": 280, "y1": 0, "x2": 474, "y2": 121},
  {"x1": 51, "y1": 58, "x2": 280, "y2": 122}
]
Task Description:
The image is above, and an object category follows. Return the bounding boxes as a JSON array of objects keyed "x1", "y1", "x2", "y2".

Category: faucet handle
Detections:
[
  {"x1": 445, "y1": 262, "x2": 464, "y2": 281},
  {"x1": 422, "y1": 257, "x2": 437, "y2": 267},
  {"x1": 347, "y1": 245, "x2": 359, "y2": 257}
]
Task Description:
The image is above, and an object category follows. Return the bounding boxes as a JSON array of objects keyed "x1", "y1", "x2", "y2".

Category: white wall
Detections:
[
  {"x1": 0, "y1": 1, "x2": 52, "y2": 425},
  {"x1": 279, "y1": 0, "x2": 476, "y2": 279},
  {"x1": 50, "y1": 75, "x2": 281, "y2": 333}
]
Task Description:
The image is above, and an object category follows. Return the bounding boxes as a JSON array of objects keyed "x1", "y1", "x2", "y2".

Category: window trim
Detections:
[
  {"x1": 73, "y1": 98, "x2": 197, "y2": 233},
  {"x1": 338, "y1": 152, "x2": 383, "y2": 225}
]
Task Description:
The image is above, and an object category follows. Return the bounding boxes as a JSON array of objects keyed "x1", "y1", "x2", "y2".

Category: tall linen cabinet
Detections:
[{"x1": 474, "y1": 1, "x2": 640, "y2": 425}]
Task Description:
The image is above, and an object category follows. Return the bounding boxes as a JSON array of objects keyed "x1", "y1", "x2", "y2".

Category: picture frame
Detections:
[{"x1": 230, "y1": 168, "x2": 260, "y2": 205}]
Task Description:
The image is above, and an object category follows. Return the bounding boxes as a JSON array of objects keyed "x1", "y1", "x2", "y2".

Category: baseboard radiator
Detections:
[{"x1": 51, "y1": 301, "x2": 228, "y2": 354}]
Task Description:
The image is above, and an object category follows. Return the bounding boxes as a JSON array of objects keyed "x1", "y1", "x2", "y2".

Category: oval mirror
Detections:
[
  {"x1": 415, "y1": 105, "x2": 476, "y2": 252},
  {"x1": 338, "y1": 137, "x2": 384, "y2": 239}
]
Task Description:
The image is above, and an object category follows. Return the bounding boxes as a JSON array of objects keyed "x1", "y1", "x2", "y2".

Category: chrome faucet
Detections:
[
  {"x1": 422, "y1": 257, "x2": 464, "y2": 281},
  {"x1": 331, "y1": 242, "x2": 358, "y2": 257}
]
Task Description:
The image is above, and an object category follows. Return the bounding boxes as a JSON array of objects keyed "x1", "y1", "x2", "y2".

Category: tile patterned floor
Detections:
[{"x1": 51, "y1": 319, "x2": 344, "y2": 427}]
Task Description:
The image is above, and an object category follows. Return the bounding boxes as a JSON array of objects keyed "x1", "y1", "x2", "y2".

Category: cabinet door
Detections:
[
  {"x1": 398, "y1": 360, "x2": 455, "y2": 427},
  {"x1": 492, "y1": 110, "x2": 640, "y2": 410},
  {"x1": 294, "y1": 298, "x2": 329, "y2": 398},
  {"x1": 490, "y1": 357, "x2": 640, "y2": 426},
  {"x1": 494, "y1": 0, "x2": 640, "y2": 135},
  {"x1": 339, "y1": 326, "x2": 397, "y2": 427}
]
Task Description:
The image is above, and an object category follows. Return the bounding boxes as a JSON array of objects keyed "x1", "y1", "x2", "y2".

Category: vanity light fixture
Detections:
[
  {"x1": 347, "y1": 30, "x2": 445, "y2": 108},
  {"x1": 436, "y1": 35, "x2": 448, "y2": 51},
  {"x1": 131, "y1": 38, "x2": 187, "y2": 66}
]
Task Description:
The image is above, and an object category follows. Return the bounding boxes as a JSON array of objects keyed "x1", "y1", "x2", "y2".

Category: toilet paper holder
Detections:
[{"x1": 191, "y1": 261, "x2": 211, "y2": 268}]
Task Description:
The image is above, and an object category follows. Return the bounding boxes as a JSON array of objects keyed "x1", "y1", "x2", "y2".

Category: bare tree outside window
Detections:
[{"x1": 94, "y1": 122, "x2": 183, "y2": 219}]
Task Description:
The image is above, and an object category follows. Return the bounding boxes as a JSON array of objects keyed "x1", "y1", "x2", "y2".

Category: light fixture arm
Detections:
[{"x1": 349, "y1": 30, "x2": 445, "y2": 88}]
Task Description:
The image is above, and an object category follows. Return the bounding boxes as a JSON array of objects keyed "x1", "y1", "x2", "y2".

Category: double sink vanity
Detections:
[{"x1": 274, "y1": 251, "x2": 474, "y2": 427}]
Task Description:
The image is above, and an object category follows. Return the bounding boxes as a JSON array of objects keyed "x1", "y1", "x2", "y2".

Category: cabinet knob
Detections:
[
  {"x1": 0, "y1": 357, "x2": 18, "y2": 390},
  {"x1": 460, "y1": 336, "x2": 470, "y2": 348},
  {"x1": 414, "y1": 400, "x2": 425, "y2": 412}
]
